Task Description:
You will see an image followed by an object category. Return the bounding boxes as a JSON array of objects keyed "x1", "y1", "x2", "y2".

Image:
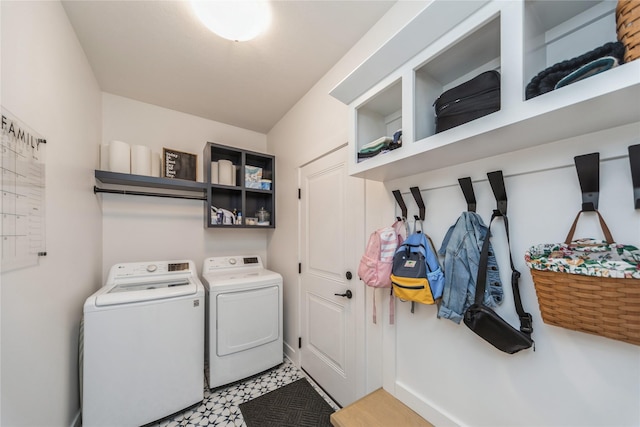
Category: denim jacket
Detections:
[{"x1": 438, "y1": 211, "x2": 503, "y2": 323}]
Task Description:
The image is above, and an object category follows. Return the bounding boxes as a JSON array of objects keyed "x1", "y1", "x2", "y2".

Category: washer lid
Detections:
[{"x1": 95, "y1": 278, "x2": 198, "y2": 306}]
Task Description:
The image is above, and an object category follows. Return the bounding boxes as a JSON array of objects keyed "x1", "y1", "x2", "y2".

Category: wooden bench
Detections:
[{"x1": 330, "y1": 388, "x2": 434, "y2": 427}]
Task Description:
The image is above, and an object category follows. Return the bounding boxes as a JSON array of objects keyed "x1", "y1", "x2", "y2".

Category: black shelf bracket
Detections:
[
  {"x1": 574, "y1": 152, "x2": 599, "y2": 211},
  {"x1": 94, "y1": 186, "x2": 206, "y2": 201},
  {"x1": 629, "y1": 144, "x2": 640, "y2": 209},
  {"x1": 410, "y1": 186, "x2": 425, "y2": 221},
  {"x1": 487, "y1": 170, "x2": 507, "y2": 216},
  {"x1": 458, "y1": 177, "x2": 476, "y2": 212},
  {"x1": 392, "y1": 189, "x2": 408, "y2": 221}
]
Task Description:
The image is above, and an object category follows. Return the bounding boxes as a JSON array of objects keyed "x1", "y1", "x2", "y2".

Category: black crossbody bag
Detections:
[{"x1": 463, "y1": 171, "x2": 534, "y2": 354}]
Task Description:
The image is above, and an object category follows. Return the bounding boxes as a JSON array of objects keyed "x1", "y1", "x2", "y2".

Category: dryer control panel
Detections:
[{"x1": 203, "y1": 255, "x2": 263, "y2": 271}]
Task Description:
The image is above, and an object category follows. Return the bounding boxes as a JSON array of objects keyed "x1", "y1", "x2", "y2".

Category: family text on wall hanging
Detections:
[{"x1": 1, "y1": 108, "x2": 47, "y2": 272}]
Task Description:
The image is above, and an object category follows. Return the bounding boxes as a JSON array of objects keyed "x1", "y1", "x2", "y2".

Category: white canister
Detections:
[
  {"x1": 130, "y1": 145, "x2": 152, "y2": 176},
  {"x1": 151, "y1": 152, "x2": 161, "y2": 177},
  {"x1": 218, "y1": 159, "x2": 233, "y2": 186},
  {"x1": 108, "y1": 140, "x2": 130, "y2": 174}
]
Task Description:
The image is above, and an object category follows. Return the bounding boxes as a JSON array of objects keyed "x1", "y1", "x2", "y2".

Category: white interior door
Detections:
[{"x1": 299, "y1": 146, "x2": 364, "y2": 407}]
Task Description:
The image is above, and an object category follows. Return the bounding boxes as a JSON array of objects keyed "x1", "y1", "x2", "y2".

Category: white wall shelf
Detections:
[{"x1": 330, "y1": 0, "x2": 639, "y2": 182}]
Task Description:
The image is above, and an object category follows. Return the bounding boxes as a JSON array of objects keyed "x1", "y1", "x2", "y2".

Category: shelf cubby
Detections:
[
  {"x1": 355, "y1": 78, "x2": 402, "y2": 156},
  {"x1": 414, "y1": 13, "x2": 501, "y2": 141},
  {"x1": 523, "y1": 0, "x2": 618, "y2": 97}
]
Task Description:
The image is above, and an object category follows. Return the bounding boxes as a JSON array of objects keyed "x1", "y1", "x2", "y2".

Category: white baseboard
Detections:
[
  {"x1": 284, "y1": 341, "x2": 297, "y2": 364},
  {"x1": 394, "y1": 382, "x2": 463, "y2": 427}
]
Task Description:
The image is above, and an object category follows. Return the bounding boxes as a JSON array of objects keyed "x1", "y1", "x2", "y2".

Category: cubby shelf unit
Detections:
[
  {"x1": 204, "y1": 142, "x2": 275, "y2": 229},
  {"x1": 330, "y1": 0, "x2": 640, "y2": 182}
]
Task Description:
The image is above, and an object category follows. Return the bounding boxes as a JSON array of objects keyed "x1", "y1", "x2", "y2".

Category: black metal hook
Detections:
[
  {"x1": 410, "y1": 186, "x2": 425, "y2": 221},
  {"x1": 574, "y1": 152, "x2": 599, "y2": 211},
  {"x1": 458, "y1": 177, "x2": 476, "y2": 212},
  {"x1": 487, "y1": 170, "x2": 507, "y2": 216},
  {"x1": 392, "y1": 190, "x2": 408, "y2": 221},
  {"x1": 629, "y1": 144, "x2": 640, "y2": 210}
]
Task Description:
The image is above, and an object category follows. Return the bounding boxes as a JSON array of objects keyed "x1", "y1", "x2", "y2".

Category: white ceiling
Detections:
[{"x1": 62, "y1": 0, "x2": 396, "y2": 134}]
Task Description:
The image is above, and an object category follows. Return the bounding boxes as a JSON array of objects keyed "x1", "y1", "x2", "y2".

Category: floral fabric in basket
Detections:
[{"x1": 525, "y1": 238, "x2": 640, "y2": 279}]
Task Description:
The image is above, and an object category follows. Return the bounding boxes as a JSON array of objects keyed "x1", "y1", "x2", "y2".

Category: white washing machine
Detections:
[
  {"x1": 82, "y1": 260, "x2": 205, "y2": 427},
  {"x1": 202, "y1": 255, "x2": 283, "y2": 388}
]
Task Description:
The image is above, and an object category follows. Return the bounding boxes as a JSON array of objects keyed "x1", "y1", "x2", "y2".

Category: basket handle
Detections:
[{"x1": 564, "y1": 209, "x2": 614, "y2": 244}]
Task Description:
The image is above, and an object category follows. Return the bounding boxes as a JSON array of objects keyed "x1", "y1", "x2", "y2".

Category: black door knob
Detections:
[
  {"x1": 334, "y1": 290, "x2": 353, "y2": 299},
  {"x1": 346, "y1": 271, "x2": 353, "y2": 280}
]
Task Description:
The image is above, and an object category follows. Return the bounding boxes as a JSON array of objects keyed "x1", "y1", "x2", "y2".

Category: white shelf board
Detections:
[
  {"x1": 329, "y1": 0, "x2": 490, "y2": 105},
  {"x1": 350, "y1": 60, "x2": 640, "y2": 182}
]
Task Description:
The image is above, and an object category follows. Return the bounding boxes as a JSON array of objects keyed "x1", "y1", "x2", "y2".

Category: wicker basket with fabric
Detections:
[
  {"x1": 617, "y1": 0, "x2": 640, "y2": 62},
  {"x1": 525, "y1": 210, "x2": 640, "y2": 346}
]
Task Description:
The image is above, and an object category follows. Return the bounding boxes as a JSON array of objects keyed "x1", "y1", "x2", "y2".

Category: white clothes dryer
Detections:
[
  {"x1": 202, "y1": 255, "x2": 283, "y2": 388},
  {"x1": 82, "y1": 260, "x2": 204, "y2": 427}
]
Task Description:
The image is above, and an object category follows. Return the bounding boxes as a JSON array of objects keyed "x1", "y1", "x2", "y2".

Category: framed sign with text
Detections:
[{"x1": 163, "y1": 148, "x2": 197, "y2": 181}]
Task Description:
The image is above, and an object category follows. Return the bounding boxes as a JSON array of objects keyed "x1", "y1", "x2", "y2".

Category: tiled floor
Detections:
[{"x1": 153, "y1": 357, "x2": 340, "y2": 427}]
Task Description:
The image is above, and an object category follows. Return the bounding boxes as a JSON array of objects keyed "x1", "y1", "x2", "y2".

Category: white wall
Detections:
[
  {"x1": 100, "y1": 93, "x2": 269, "y2": 280},
  {"x1": 1, "y1": 1, "x2": 102, "y2": 426},
  {"x1": 385, "y1": 122, "x2": 640, "y2": 427},
  {"x1": 267, "y1": 0, "x2": 428, "y2": 370},
  {"x1": 267, "y1": 1, "x2": 640, "y2": 426}
]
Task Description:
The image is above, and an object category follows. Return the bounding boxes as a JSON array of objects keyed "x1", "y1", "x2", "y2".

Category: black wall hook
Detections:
[
  {"x1": 574, "y1": 152, "x2": 599, "y2": 211},
  {"x1": 392, "y1": 189, "x2": 408, "y2": 220},
  {"x1": 487, "y1": 170, "x2": 507, "y2": 216},
  {"x1": 458, "y1": 177, "x2": 476, "y2": 212},
  {"x1": 628, "y1": 144, "x2": 640, "y2": 209},
  {"x1": 410, "y1": 186, "x2": 425, "y2": 221}
]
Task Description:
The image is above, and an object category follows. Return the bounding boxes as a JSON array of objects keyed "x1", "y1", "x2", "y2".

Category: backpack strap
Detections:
[
  {"x1": 371, "y1": 286, "x2": 397, "y2": 325},
  {"x1": 392, "y1": 219, "x2": 407, "y2": 241},
  {"x1": 475, "y1": 173, "x2": 533, "y2": 337},
  {"x1": 372, "y1": 221, "x2": 403, "y2": 325}
]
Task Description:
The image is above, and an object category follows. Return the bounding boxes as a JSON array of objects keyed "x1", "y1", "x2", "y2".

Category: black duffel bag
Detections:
[{"x1": 434, "y1": 70, "x2": 500, "y2": 133}]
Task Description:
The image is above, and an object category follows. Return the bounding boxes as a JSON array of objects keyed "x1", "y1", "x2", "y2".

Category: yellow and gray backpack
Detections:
[{"x1": 391, "y1": 224, "x2": 444, "y2": 309}]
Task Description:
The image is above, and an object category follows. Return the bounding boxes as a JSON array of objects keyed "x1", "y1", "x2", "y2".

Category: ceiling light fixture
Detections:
[{"x1": 191, "y1": 0, "x2": 271, "y2": 42}]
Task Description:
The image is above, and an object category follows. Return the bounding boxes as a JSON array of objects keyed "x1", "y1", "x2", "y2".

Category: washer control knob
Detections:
[
  {"x1": 229, "y1": 258, "x2": 237, "y2": 265},
  {"x1": 146, "y1": 264, "x2": 158, "y2": 272}
]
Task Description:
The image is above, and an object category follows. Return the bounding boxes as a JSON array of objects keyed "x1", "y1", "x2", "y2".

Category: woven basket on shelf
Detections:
[
  {"x1": 530, "y1": 269, "x2": 640, "y2": 346},
  {"x1": 617, "y1": 0, "x2": 640, "y2": 62},
  {"x1": 525, "y1": 210, "x2": 640, "y2": 346}
]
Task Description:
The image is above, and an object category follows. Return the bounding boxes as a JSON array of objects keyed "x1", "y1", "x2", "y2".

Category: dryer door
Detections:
[{"x1": 216, "y1": 284, "x2": 280, "y2": 356}]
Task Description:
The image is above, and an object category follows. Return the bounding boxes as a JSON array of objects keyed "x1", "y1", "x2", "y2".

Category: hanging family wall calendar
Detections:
[{"x1": 1, "y1": 108, "x2": 47, "y2": 272}]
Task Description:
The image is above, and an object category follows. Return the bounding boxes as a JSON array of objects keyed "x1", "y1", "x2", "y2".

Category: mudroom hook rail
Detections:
[
  {"x1": 628, "y1": 144, "x2": 640, "y2": 209},
  {"x1": 574, "y1": 152, "x2": 599, "y2": 211},
  {"x1": 93, "y1": 186, "x2": 207, "y2": 201},
  {"x1": 458, "y1": 177, "x2": 476, "y2": 212}
]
